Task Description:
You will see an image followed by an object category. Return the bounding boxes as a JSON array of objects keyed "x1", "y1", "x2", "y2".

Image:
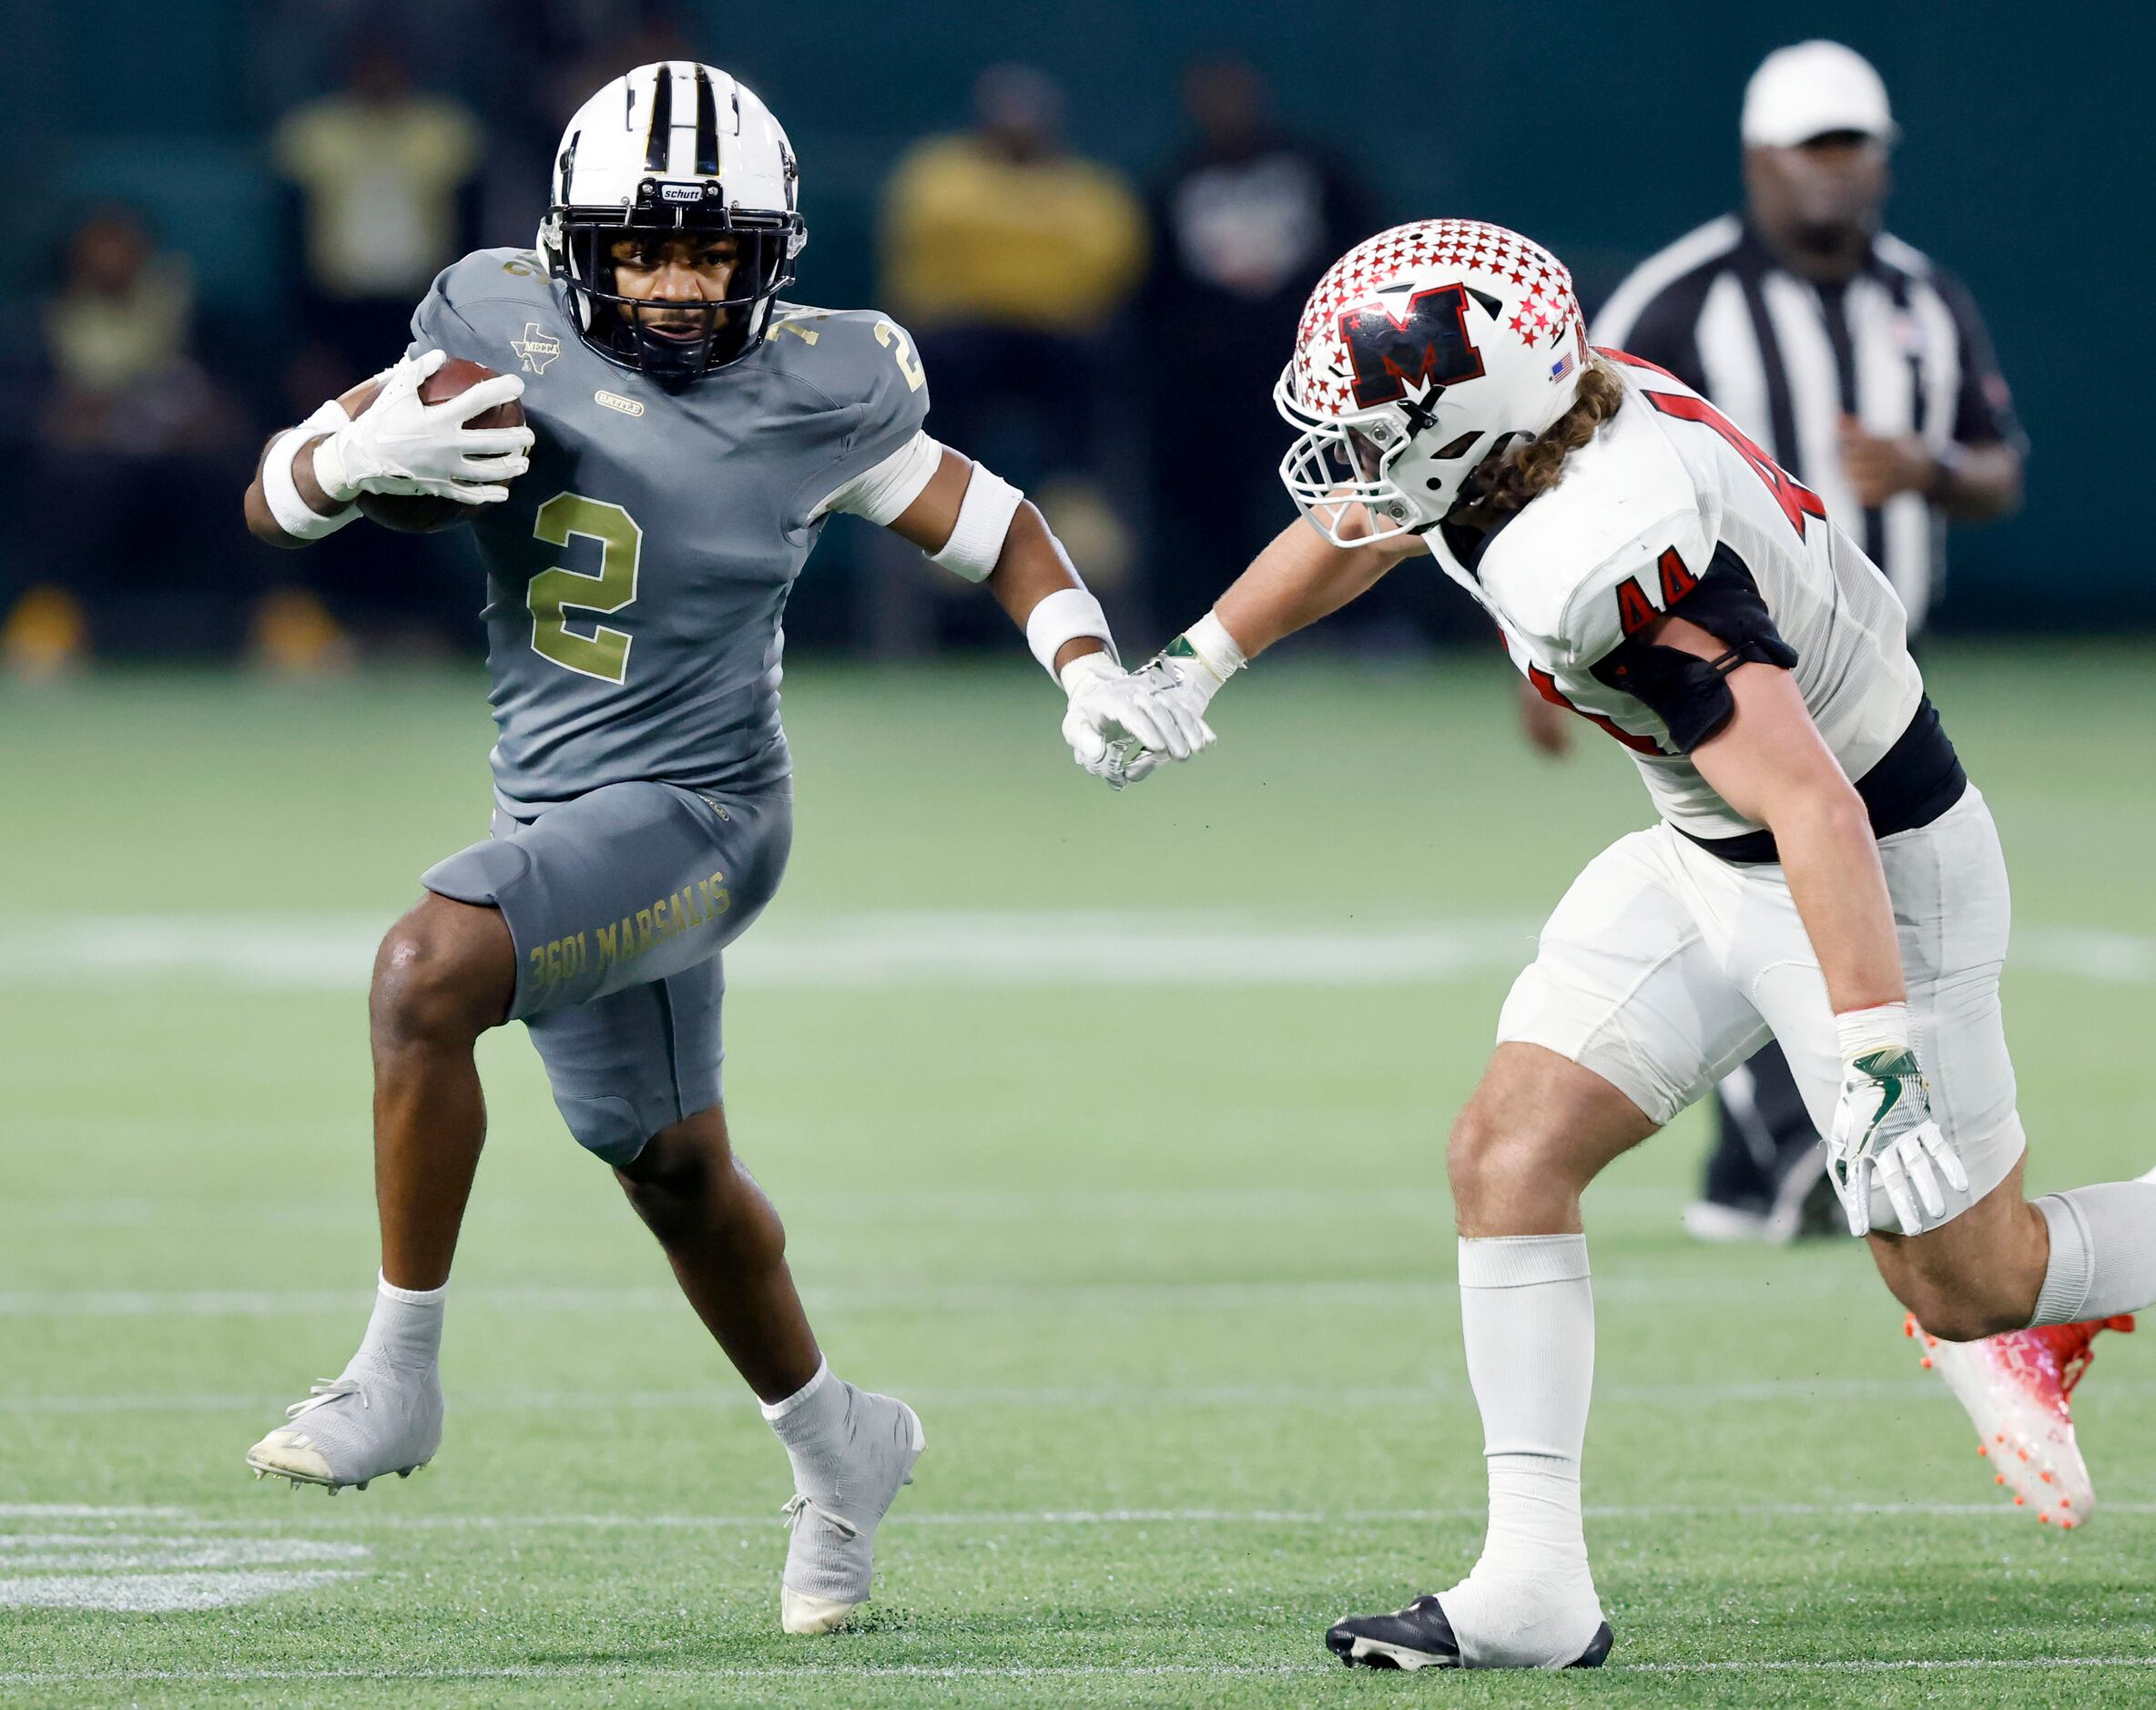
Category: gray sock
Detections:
[
  {"x1": 352, "y1": 1272, "x2": 446, "y2": 1374},
  {"x1": 2030, "y1": 1183, "x2": 2156, "y2": 1326}
]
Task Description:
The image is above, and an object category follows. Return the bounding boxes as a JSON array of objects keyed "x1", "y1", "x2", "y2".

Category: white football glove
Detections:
[
  {"x1": 1825, "y1": 1042, "x2": 1969, "y2": 1237},
  {"x1": 315, "y1": 349, "x2": 534, "y2": 505},
  {"x1": 1059, "y1": 651, "x2": 1214, "y2": 790}
]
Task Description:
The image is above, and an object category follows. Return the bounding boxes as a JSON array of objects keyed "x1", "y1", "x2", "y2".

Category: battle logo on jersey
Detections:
[
  {"x1": 1337, "y1": 284, "x2": 1488, "y2": 409},
  {"x1": 510, "y1": 322, "x2": 563, "y2": 375}
]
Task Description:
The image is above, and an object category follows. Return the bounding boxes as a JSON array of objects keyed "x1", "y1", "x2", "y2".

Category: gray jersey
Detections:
[{"x1": 408, "y1": 249, "x2": 930, "y2": 811}]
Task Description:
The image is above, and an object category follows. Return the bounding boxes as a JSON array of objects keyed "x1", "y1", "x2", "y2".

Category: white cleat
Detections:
[
  {"x1": 778, "y1": 1387, "x2": 925, "y2": 1634},
  {"x1": 1907, "y1": 1312, "x2": 2134, "y2": 1529},
  {"x1": 245, "y1": 1365, "x2": 442, "y2": 1493}
]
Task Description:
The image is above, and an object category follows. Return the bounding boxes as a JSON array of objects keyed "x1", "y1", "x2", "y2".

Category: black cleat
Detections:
[
  {"x1": 1325, "y1": 1594, "x2": 1614, "y2": 1671},
  {"x1": 1327, "y1": 1595, "x2": 1461, "y2": 1671}
]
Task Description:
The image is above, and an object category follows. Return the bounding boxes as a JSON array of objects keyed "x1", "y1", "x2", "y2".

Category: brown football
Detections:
[{"x1": 351, "y1": 358, "x2": 526, "y2": 533}]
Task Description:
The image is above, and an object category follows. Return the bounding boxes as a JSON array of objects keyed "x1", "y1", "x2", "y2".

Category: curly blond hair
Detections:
[{"x1": 1450, "y1": 356, "x2": 1626, "y2": 527}]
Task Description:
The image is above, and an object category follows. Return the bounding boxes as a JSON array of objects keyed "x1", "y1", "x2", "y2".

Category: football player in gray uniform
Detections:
[{"x1": 239, "y1": 62, "x2": 1205, "y2": 1634}]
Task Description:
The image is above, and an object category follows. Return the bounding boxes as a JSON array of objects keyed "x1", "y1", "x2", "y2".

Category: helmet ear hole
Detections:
[{"x1": 1429, "y1": 432, "x2": 1480, "y2": 460}]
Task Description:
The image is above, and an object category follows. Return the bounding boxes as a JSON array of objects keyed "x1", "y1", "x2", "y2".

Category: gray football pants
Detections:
[{"x1": 422, "y1": 779, "x2": 792, "y2": 1165}]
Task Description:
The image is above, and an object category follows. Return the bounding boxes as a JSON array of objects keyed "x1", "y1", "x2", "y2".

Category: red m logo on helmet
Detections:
[{"x1": 1338, "y1": 284, "x2": 1488, "y2": 410}]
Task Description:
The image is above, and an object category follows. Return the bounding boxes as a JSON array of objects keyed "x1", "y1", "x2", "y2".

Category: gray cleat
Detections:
[
  {"x1": 246, "y1": 1358, "x2": 443, "y2": 1492},
  {"x1": 779, "y1": 1384, "x2": 925, "y2": 1634}
]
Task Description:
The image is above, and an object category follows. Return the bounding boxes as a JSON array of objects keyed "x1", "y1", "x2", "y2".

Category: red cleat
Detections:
[{"x1": 1906, "y1": 1312, "x2": 2134, "y2": 1529}]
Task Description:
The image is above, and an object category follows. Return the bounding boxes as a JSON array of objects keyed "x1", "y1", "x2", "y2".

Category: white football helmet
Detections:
[
  {"x1": 1276, "y1": 219, "x2": 1589, "y2": 544},
  {"x1": 539, "y1": 62, "x2": 805, "y2": 382}
]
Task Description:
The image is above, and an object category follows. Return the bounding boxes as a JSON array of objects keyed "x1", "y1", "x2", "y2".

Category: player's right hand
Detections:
[
  {"x1": 1058, "y1": 651, "x2": 1214, "y2": 789},
  {"x1": 316, "y1": 350, "x2": 535, "y2": 505},
  {"x1": 1825, "y1": 1043, "x2": 1969, "y2": 1237}
]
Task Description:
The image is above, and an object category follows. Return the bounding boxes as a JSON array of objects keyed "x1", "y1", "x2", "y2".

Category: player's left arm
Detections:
[
  {"x1": 812, "y1": 312, "x2": 1204, "y2": 784},
  {"x1": 1655, "y1": 612, "x2": 1902, "y2": 1007},
  {"x1": 875, "y1": 444, "x2": 1212, "y2": 776},
  {"x1": 1644, "y1": 610, "x2": 1968, "y2": 1237},
  {"x1": 884, "y1": 448, "x2": 1103, "y2": 672}
]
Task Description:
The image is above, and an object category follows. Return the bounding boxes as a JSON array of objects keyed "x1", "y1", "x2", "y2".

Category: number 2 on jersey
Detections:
[
  {"x1": 528, "y1": 493, "x2": 641, "y2": 684},
  {"x1": 874, "y1": 319, "x2": 926, "y2": 392}
]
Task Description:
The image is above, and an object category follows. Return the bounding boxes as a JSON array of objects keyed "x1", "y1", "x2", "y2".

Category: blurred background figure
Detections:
[
  {"x1": 271, "y1": 39, "x2": 481, "y2": 386},
  {"x1": 1143, "y1": 55, "x2": 1378, "y2": 626},
  {"x1": 0, "y1": 9, "x2": 2110, "y2": 679},
  {"x1": 6, "y1": 207, "x2": 271, "y2": 678},
  {"x1": 1588, "y1": 40, "x2": 2028, "y2": 1244},
  {"x1": 255, "y1": 36, "x2": 489, "y2": 665},
  {"x1": 876, "y1": 64, "x2": 1147, "y2": 652}
]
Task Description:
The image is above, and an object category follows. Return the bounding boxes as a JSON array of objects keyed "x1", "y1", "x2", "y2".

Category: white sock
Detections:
[
  {"x1": 1441, "y1": 1234, "x2": 1603, "y2": 1668},
  {"x1": 2029, "y1": 1183, "x2": 2156, "y2": 1325},
  {"x1": 352, "y1": 1271, "x2": 445, "y2": 1373},
  {"x1": 762, "y1": 1360, "x2": 850, "y2": 1493}
]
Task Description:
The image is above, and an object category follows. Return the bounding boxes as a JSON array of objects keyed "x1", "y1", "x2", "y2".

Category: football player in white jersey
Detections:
[{"x1": 1083, "y1": 220, "x2": 2154, "y2": 1670}]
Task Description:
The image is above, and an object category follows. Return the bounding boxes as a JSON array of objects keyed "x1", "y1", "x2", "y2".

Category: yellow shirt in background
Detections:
[
  {"x1": 273, "y1": 95, "x2": 480, "y2": 300},
  {"x1": 45, "y1": 255, "x2": 194, "y2": 394},
  {"x1": 882, "y1": 137, "x2": 1148, "y2": 336}
]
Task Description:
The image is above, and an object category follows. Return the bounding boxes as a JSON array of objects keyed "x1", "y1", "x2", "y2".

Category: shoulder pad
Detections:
[
  {"x1": 1478, "y1": 399, "x2": 1712, "y2": 667},
  {"x1": 762, "y1": 304, "x2": 930, "y2": 453},
  {"x1": 410, "y1": 249, "x2": 559, "y2": 363},
  {"x1": 428, "y1": 248, "x2": 552, "y2": 313}
]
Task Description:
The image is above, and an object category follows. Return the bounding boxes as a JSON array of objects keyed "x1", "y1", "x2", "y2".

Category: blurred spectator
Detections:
[
  {"x1": 478, "y1": 0, "x2": 698, "y2": 249},
  {"x1": 882, "y1": 66, "x2": 1146, "y2": 493},
  {"x1": 873, "y1": 66, "x2": 1148, "y2": 652},
  {"x1": 5, "y1": 208, "x2": 343, "y2": 677},
  {"x1": 1144, "y1": 56, "x2": 1378, "y2": 619},
  {"x1": 272, "y1": 42, "x2": 481, "y2": 382}
]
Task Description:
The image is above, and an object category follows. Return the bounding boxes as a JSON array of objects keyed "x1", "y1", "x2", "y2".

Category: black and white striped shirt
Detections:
[{"x1": 1591, "y1": 216, "x2": 2024, "y2": 630}]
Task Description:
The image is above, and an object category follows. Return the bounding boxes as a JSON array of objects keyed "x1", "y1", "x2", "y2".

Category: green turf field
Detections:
[{"x1": 3, "y1": 642, "x2": 2152, "y2": 1706}]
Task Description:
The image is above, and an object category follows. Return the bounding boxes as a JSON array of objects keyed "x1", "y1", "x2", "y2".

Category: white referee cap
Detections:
[{"x1": 1742, "y1": 41, "x2": 1898, "y2": 148}]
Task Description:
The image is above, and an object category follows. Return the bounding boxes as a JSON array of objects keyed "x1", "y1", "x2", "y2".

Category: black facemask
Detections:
[{"x1": 551, "y1": 179, "x2": 803, "y2": 385}]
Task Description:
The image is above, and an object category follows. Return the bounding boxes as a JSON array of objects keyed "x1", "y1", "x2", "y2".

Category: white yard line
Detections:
[
  {"x1": 0, "y1": 1509, "x2": 372, "y2": 1612},
  {"x1": 0, "y1": 1538, "x2": 367, "y2": 1571},
  {"x1": 2, "y1": 911, "x2": 2148, "y2": 988},
  {"x1": 0, "y1": 1568, "x2": 361, "y2": 1612}
]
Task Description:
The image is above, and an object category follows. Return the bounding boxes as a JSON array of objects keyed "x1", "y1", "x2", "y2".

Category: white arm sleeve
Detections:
[{"x1": 811, "y1": 430, "x2": 943, "y2": 525}]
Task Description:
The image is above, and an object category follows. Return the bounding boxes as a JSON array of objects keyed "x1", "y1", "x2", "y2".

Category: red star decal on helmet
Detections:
[{"x1": 1290, "y1": 217, "x2": 1585, "y2": 411}]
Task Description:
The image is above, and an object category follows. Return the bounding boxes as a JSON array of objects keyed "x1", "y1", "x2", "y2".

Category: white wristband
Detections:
[
  {"x1": 1027, "y1": 586, "x2": 1116, "y2": 678},
  {"x1": 1182, "y1": 609, "x2": 1247, "y2": 686},
  {"x1": 1836, "y1": 1001, "x2": 1910, "y2": 1062},
  {"x1": 261, "y1": 402, "x2": 359, "y2": 541},
  {"x1": 929, "y1": 463, "x2": 1023, "y2": 583}
]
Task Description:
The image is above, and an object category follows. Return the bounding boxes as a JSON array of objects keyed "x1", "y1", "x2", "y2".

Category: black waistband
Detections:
[{"x1": 1677, "y1": 697, "x2": 1968, "y2": 866}]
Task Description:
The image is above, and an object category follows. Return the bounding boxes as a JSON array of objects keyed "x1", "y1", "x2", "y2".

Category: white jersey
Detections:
[{"x1": 1422, "y1": 351, "x2": 1926, "y2": 842}]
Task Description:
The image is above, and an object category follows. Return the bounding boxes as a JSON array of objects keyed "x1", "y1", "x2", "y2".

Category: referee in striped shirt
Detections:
[{"x1": 1589, "y1": 40, "x2": 2029, "y2": 1243}]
